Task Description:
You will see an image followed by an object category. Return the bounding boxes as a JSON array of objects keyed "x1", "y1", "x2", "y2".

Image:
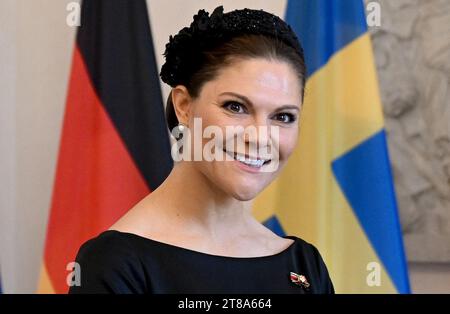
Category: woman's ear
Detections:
[{"x1": 171, "y1": 85, "x2": 192, "y2": 125}]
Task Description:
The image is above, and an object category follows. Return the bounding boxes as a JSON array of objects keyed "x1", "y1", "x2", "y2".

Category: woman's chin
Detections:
[
  {"x1": 221, "y1": 170, "x2": 274, "y2": 201},
  {"x1": 231, "y1": 191, "x2": 258, "y2": 201},
  {"x1": 227, "y1": 184, "x2": 263, "y2": 201}
]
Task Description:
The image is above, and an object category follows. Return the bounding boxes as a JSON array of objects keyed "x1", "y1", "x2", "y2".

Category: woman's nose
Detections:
[{"x1": 242, "y1": 119, "x2": 273, "y2": 152}]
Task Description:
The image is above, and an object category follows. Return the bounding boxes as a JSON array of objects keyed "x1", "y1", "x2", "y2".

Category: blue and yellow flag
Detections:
[{"x1": 253, "y1": 0, "x2": 410, "y2": 293}]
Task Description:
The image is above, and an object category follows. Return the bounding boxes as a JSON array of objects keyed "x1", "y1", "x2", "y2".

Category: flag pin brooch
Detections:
[{"x1": 290, "y1": 272, "x2": 310, "y2": 289}]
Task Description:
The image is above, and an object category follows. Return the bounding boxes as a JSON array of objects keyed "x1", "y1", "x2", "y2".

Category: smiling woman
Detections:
[
  {"x1": 170, "y1": 58, "x2": 300, "y2": 201},
  {"x1": 69, "y1": 5, "x2": 334, "y2": 294}
]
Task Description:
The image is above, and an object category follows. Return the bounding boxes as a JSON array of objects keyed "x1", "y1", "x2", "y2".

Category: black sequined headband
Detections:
[{"x1": 159, "y1": 5, "x2": 304, "y2": 88}]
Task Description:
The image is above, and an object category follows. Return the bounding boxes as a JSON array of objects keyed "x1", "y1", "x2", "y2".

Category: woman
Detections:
[{"x1": 69, "y1": 5, "x2": 334, "y2": 294}]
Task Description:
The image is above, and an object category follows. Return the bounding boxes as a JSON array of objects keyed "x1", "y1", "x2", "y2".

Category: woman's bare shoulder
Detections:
[
  {"x1": 108, "y1": 201, "x2": 164, "y2": 236},
  {"x1": 243, "y1": 217, "x2": 296, "y2": 253}
]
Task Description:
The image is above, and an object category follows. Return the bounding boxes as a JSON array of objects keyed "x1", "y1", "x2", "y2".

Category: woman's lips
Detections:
[{"x1": 222, "y1": 148, "x2": 272, "y2": 169}]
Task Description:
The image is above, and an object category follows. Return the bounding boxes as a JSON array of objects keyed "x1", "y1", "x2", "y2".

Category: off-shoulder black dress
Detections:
[{"x1": 68, "y1": 230, "x2": 334, "y2": 294}]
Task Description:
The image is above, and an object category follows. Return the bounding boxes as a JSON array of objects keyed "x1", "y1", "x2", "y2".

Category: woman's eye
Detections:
[
  {"x1": 223, "y1": 101, "x2": 246, "y2": 113},
  {"x1": 275, "y1": 113, "x2": 296, "y2": 123}
]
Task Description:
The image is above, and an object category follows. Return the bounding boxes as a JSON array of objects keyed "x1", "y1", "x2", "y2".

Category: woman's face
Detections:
[{"x1": 182, "y1": 58, "x2": 302, "y2": 201}]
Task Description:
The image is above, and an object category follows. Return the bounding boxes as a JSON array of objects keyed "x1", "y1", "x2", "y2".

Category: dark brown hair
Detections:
[{"x1": 166, "y1": 33, "x2": 306, "y2": 132}]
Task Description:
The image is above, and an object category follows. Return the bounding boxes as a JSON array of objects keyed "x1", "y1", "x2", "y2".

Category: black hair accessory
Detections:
[{"x1": 159, "y1": 5, "x2": 303, "y2": 88}]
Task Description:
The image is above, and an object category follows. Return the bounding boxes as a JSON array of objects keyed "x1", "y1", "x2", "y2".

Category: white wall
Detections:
[{"x1": 0, "y1": 0, "x2": 77, "y2": 293}]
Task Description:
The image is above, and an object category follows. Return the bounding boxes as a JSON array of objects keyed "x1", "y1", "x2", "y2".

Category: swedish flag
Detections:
[{"x1": 253, "y1": 0, "x2": 410, "y2": 293}]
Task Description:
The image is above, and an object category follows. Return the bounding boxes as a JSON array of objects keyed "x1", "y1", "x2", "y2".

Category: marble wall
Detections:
[{"x1": 368, "y1": 0, "x2": 450, "y2": 262}]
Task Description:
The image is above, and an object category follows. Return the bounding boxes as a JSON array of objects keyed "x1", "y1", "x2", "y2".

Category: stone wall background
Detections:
[{"x1": 367, "y1": 0, "x2": 450, "y2": 262}]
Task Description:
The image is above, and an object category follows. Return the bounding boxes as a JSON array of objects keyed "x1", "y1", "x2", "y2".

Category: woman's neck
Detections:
[{"x1": 145, "y1": 161, "x2": 255, "y2": 240}]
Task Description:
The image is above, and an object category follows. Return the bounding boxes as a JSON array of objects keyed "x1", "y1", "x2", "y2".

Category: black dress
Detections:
[{"x1": 68, "y1": 230, "x2": 334, "y2": 294}]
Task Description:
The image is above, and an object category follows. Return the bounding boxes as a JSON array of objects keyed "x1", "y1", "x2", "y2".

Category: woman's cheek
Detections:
[{"x1": 279, "y1": 129, "x2": 298, "y2": 160}]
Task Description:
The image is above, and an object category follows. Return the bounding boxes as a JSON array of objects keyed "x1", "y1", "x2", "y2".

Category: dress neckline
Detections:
[{"x1": 104, "y1": 230, "x2": 297, "y2": 260}]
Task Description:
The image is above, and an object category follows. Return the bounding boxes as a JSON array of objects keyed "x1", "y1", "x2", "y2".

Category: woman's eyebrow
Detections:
[{"x1": 219, "y1": 91, "x2": 299, "y2": 111}]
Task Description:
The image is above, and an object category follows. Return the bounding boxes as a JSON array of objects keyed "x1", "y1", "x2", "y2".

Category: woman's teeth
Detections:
[
  {"x1": 234, "y1": 154, "x2": 265, "y2": 167},
  {"x1": 223, "y1": 149, "x2": 270, "y2": 168}
]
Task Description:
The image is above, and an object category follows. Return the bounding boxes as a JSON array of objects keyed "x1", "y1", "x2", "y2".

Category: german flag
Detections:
[{"x1": 37, "y1": 0, "x2": 173, "y2": 293}]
